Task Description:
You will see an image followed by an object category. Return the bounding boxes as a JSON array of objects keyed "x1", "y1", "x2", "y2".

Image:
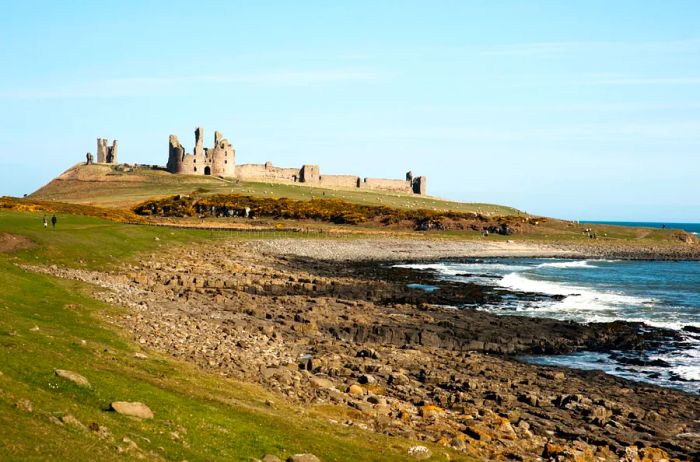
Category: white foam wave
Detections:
[
  {"x1": 394, "y1": 262, "x2": 530, "y2": 275},
  {"x1": 499, "y1": 273, "x2": 654, "y2": 313},
  {"x1": 674, "y1": 366, "x2": 700, "y2": 381},
  {"x1": 624, "y1": 318, "x2": 700, "y2": 331}
]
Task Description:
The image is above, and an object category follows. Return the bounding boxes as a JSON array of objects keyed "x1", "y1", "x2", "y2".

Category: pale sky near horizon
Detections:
[{"x1": 1, "y1": 0, "x2": 699, "y2": 222}]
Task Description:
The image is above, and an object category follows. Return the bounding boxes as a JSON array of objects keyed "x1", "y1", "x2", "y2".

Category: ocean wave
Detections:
[
  {"x1": 673, "y1": 365, "x2": 700, "y2": 382},
  {"x1": 394, "y1": 262, "x2": 531, "y2": 275},
  {"x1": 498, "y1": 272, "x2": 654, "y2": 312}
]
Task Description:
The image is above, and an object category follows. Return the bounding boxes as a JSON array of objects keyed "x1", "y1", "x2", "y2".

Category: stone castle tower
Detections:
[
  {"x1": 167, "y1": 127, "x2": 235, "y2": 177},
  {"x1": 96, "y1": 138, "x2": 118, "y2": 164}
]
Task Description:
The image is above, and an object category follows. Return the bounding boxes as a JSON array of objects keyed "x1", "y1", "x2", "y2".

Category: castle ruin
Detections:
[
  {"x1": 96, "y1": 138, "x2": 118, "y2": 164},
  {"x1": 167, "y1": 127, "x2": 235, "y2": 177},
  {"x1": 166, "y1": 127, "x2": 427, "y2": 195}
]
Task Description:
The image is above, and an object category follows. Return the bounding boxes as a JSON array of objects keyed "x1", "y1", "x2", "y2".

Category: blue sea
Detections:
[
  {"x1": 582, "y1": 220, "x2": 700, "y2": 235},
  {"x1": 399, "y1": 259, "x2": 700, "y2": 394}
]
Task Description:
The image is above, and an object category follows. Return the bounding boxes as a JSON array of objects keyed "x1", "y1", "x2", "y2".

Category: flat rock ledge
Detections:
[{"x1": 110, "y1": 401, "x2": 154, "y2": 419}]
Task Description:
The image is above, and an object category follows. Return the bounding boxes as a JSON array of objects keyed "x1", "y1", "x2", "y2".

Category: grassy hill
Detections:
[
  {"x1": 30, "y1": 163, "x2": 522, "y2": 216},
  {"x1": 0, "y1": 210, "x2": 471, "y2": 461}
]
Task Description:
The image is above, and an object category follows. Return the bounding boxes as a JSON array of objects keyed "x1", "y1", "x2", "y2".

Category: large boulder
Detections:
[
  {"x1": 54, "y1": 369, "x2": 90, "y2": 388},
  {"x1": 110, "y1": 401, "x2": 154, "y2": 419}
]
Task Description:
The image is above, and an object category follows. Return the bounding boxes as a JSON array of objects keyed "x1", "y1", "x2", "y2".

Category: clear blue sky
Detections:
[{"x1": 1, "y1": 0, "x2": 698, "y2": 222}]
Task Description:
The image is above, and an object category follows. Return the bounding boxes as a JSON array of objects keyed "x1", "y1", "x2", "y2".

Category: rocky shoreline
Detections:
[{"x1": 25, "y1": 238, "x2": 700, "y2": 461}]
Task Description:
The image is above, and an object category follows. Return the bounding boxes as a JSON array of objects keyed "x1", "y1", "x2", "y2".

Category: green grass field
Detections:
[
  {"x1": 30, "y1": 164, "x2": 521, "y2": 216},
  {"x1": 0, "y1": 211, "x2": 470, "y2": 461}
]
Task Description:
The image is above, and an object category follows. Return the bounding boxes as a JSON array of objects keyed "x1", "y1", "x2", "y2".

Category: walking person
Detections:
[
  {"x1": 43, "y1": 215, "x2": 48, "y2": 229},
  {"x1": 51, "y1": 214, "x2": 57, "y2": 229}
]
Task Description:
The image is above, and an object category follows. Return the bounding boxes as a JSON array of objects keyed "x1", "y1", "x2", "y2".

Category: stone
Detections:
[
  {"x1": 261, "y1": 455, "x2": 282, "y2": 462},
  {"x1": 15, "y1": 399, "x2": 33, "y2": 413},
  {"x1": 110, "y1": 401, "x2": 154, "y2": 419},
  {"x1": 61, "y1": 414, "x2": 86, "y2": 430},
  {"x1": 356, "y1": 348, "x2": 380, "y2": 359},
  {"x1": 347, "y1": 384, "x2": 365, "y2": 396},
  {"x1": 54, "y1": 369, "x2": 90, "y2": 387},
  {"x1": 354, "y1": 401, "x2": 375, "y2": 415},
  {"x1": 496, "y1": 417, "x2": 518, "y2": 440},
  {"x1": 389, "y1": 373, "x2": 410, "y2": 385},
  {"x1": 374, "y1": 403, "x2": 391, "y2": 415},
  {"x1": 309, "y1": 376, "x2": 335, "y2": 390},
  {"x1": 465, "y1": 423, "x2": 492, "y2": 442},
  {"x1": 519, "y1": 392, "x2": 540, "y2": 407},
  {"x1": 286, "y1": 454, "x2": 321, "y2": 462},
  {"x1": 89, "y1": 422, "x2": 112, "y2": 440},
  {"x1": 543, "y1": 442, "x2": 566, "y2": 458},
  {"x1": 420, "y1": 404, "x2": 443, "y2": 419},
  {"x1": 407, "y1": 445, "x2": 432, "y2": 460},
  {"x1": 358, "y1": 374, "x2": 376, "y2": 385},
  {"x1": 120, "y1": 436, "x2": 139, "y2": 453},
  {"x1": 589, "y1": 405, "x2": 612, "y2": 425},
  {"x1": 638, "y1": 447, "x2": 670, "y2": 461}
]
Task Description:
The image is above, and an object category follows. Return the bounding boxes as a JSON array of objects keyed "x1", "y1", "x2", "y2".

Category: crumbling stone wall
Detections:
[
  {"x1": 235, "y1": 163, "x2": 300, "y2": 183},
  {"x1": 361, "y1": 177, "x2": 413, "y2": 193},
  {"x1": 96, "y1": 138, "x2": 118, "y2": 164},
  {"x1": 319, "y1": 175, "x2": 361, "y2": 189}
]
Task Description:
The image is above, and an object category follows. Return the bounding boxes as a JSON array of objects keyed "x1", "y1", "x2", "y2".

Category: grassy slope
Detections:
[
  {"x1": 30, "y1": 164, "x2": 521, "y2": 216},
  {"x1": 0, "y1": 210, "x2": 471, "y2": 462}
]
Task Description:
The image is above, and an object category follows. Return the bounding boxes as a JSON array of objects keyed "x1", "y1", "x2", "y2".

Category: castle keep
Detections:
[
  {"x1": 166, "y1": 127, "x2": 427, "y2": 195},
  {"x1": 167, "y1": 127, "x2": 235, "y2": 177}
]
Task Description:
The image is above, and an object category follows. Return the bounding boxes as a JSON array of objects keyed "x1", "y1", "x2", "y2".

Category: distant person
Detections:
[
  {"x1": 43, "y1": 215, "x2": 48, "y2": 229},
  {"x1": 51, "y1": 215, "x2": 57, "y2": 229}
]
